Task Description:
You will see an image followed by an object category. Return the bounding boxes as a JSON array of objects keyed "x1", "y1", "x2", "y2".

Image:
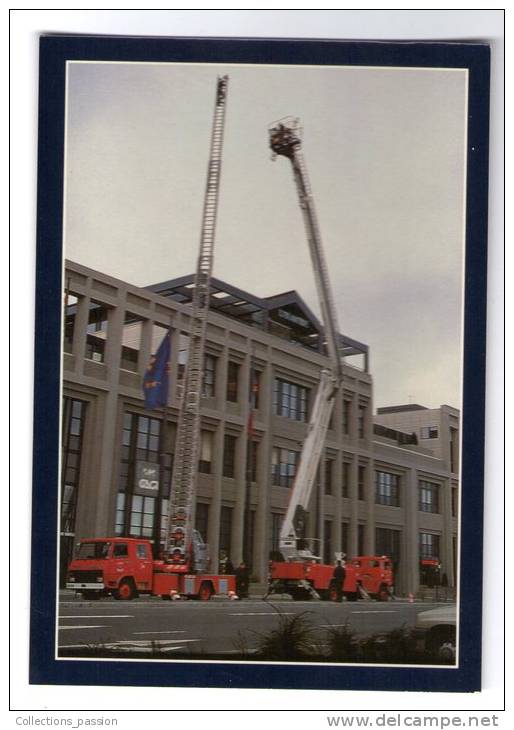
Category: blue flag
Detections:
[{"x1": 143, "y1": 331, "x2": 171, "y2": 409}]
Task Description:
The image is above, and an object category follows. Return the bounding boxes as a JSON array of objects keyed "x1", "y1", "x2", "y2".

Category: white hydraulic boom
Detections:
[
  {"x1": 165, "y1": 76, "x2": 229, "y2": 570},
  {"x1": 268, "y1": 118, "x2": 344, "y2": 561}
]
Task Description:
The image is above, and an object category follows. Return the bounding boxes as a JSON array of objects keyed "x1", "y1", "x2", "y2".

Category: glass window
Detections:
[
  {"x1": 195, "y1": 502, "x2": 209, "y2": 542},
  {"x1": 323, "y1": 520, "x2": 333, "y2": 564},
  {"x1": 358, "y1": 524, "x2": 365, "y2": 555},
  {"x1": 272, "y1": 447, "x2": 299, "y2": 487},
  {"x1": 358, "y1": 403, "x2": 367, "y2": 439},
  {"x1": 420, "y1": 425, "x2": 439, "y2": 439},
  {"x1": 61, "y1": 397, "x2": 87, "y2": 535},
  {"x1": 325, "y1": 459, "x2": 334, "y2": 495},
  {"x1": 419, "y1": 532, "x2": 440, "y2": 559},
  {"x1": 451, "y1": 487, "x2": 458, "y2": 518},
  {"x1": 358, "y1": 465, "x2": 366, "y2": 501},
  {"x1": 219, "y1": 506, "x2": 233, "y2": 556},
  {"x1": 250, "y1": 370, "x2": 261, "y2": 410},
  {"x1": 375, "y1": 471, "x2": 400, "y2": 507},
  {"x1": 223, "y1": 434, "x2": 237, "y2": 478},
  {"x1": 136, "y1": 543, "x2": 149, "y2": 559},
  {"x1": 115, "y1": 492, "x2": 126, "y2": 535},
  {"x1": 199, "y1": 431, "x2": 213, "y2": 474},
  {"x1": 343, "y1": 398, "x2": 352, "y2": 435},
  {"x1": 113, "y1": 543, "x2": 128, "y2": 558},
  {"x1": 419, "y1": 480, "x2": 440, "y2": 513},
  {"x1": 203, "y1": 355, "x2": 217, "y2": 398},
  {"x1": 226, "y1": 362, "x2": 240, "y2": 402},
  {"x1": 246, "y1": 440, "x2": 258, "y2": 482},
  {"x1": 129, "y1": 495, "x2": 155, "y2": 538},
  {"x1": 273, "y1": 378, "x2": 309, "y2": 422},
  {"x1": 376, "y1": 527, "x2": 401, "y2": 572},
  {"x1": 342, "y1": 461, "x2": 350, "y2": 498}
]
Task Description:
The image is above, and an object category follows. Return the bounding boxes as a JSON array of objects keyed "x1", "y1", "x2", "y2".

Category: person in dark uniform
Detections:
[
  {"x1": 332, "y1": 560, "x2": 346, "y2": 602},
  {"x1": 235, "y1": 562, "x2": 250, "y2": 598}
]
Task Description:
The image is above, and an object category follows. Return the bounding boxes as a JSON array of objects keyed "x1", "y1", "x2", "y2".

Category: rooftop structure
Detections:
[{"x1": 145, "y1": 274, "x2": 369, "y2": 370}]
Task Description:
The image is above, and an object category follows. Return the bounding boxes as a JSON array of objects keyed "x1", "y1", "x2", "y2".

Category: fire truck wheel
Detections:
[
  {"x1": 114, "y1": 579, "x2": 136, "y2": 601},
  {"x1": 345, "y1": 592, "x2": 358, "y2": 602},
  {"x1": 198, "y1": 582, "x2": 213, "y2": 601}
]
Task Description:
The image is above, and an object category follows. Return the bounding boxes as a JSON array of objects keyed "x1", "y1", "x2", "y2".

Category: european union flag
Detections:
[{"x1": 143, "y1": 331, "x2": 171, "y2": 410}]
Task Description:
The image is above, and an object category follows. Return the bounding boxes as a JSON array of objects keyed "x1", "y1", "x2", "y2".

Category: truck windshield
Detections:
[{"x1": 76, "y1": 542, "x2": 111, "y2": 560}]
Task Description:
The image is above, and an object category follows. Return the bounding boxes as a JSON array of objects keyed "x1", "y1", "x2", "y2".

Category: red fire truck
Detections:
[
  {"x1": 268, "y1": 551, "x2": 393, "y2": 602},
  {"x1": 66, "y1": 537, "x2": 235, "y2": 601},
  {"x1": 265, "y1": 121, "x2": 395, "y2": 603}
]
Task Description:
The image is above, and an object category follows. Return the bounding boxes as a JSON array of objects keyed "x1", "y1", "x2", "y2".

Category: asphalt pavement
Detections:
[{"x1": 57, "y1": 590, "x2": 453, "y2": 659}]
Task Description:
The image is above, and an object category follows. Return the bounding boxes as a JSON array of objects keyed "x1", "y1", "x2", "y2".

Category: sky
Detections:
[{"x1": 64, "y1": 61, "x2": 467, "y2": 411}]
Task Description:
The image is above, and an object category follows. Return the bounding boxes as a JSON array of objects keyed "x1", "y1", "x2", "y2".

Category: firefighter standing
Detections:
[
  {"x1": 235, "y1": 562, "x2": 250, "y2": 598},
  {"x1": 332, "y1": 559, "x2": 346, "y2": 602}
]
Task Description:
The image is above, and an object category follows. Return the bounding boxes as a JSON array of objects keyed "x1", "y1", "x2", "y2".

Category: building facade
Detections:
[{"x1": 61, "y1": 260, "x2": 459, "y2": 595}]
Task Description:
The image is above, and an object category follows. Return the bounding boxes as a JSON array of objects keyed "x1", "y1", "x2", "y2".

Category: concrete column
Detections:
[
  {"x1": 334, "y1": 453, "x2": 342, "y2": 554},
  {"x1": 93, "y1": 298, "x2": 125, "y2": 535},
  {"x1": 138, "y1": 317, "x2": 154, "y2": 380},
  {"x1": 253, "y1": 357, "x2": 273, "y2": 583},
  {"x1": 348, "y1": 457, "x2": 358, "y2": 557},
  {"x1": 231, "y1": 350, "x2": 251, "y2": 564},
  {"x1": 71, "y1": 286, "x2": 91, "y2": 376},
  {"x1": 441, "y1": 477, "x2": 454, "y2": 586},
  {"x1": 104, "y1": 300, "x2": 124, "y2": 376},
  {"x1": 403, "y1": 467, "x2": 419, "y2": 595},
  {"x1": 169, "y1": 314, "x2": 182, "y2": 405},
  {"x1": 207, "y1": 341, "x2": 228, "y2": 572},
  {"x1": 365, "y1": 460, "x2": 376, "y2": 554}
]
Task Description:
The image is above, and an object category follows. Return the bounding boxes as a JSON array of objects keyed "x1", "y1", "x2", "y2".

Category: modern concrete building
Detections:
[{"x1": 61, "y1": 259, "x2": 459, "y2": 595}]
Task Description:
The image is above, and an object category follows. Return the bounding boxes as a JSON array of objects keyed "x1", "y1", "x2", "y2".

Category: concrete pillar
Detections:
[
  {"x1": 441, "y1": 477, "x2": 454, "y2": 586},
  {"x1": 207, "y1": 340, "x2": 228, "y2": 572},
  {"x1": 138, "y1": 318, "x2": 153, "y2": 380},
  {"x1": 254, "y1": 357, "x2": 273, "y2": 582},
  {"x1": 71, "y1": 286, "x2": 91, "y2": 376},
  {"x1": 403, "y1": 467, "x2": 419, "y2": 595},
  {"x1": 169, "y1": 314, "x2": 182, "y2": 405},
  {"x1": 231, "y1": 351, "x2": 251, "y2": 564},
  {"x1": 334, "y1": 453, "x2": 342, "y2": 554},
  {"x1": 365, "y1": 459, "x2": 376, "y2": 554},
  {"x1": 93, "y1": 297, "x2": 125, "y2": 535},
  {"x1": 349, "y1": 457, "x2": 358, "y2": 557}
]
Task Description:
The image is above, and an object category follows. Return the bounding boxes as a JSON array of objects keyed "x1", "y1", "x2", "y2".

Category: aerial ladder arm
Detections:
[
  {"x1": 268, "y1": 118, "x2": 343, "y2": 560},
  {"x1": 165, "y1": 76, "x2": 229, "y2": 570}
]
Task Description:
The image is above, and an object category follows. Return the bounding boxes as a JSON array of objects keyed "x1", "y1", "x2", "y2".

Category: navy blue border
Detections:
[{"x1": 31, "y1": 35, "x2": 490, "y2": 693}]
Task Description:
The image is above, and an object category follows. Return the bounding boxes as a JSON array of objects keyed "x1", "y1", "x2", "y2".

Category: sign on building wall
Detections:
[{"x1": 135, "y1": 461, "x2": 159, "y2": 496}]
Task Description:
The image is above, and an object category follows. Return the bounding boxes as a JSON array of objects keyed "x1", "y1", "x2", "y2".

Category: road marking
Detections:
[
  {"x1": 59, "y1": 615, "x2": 133, "y2": 619},
  {"x1": 229, "y1": 612, "x2": 295, "y2": 616},
  {"x1": 98, "y1": 639, "x2": 201, "y2": 645},
  {"x1": 350, "y1": 610, "x2": 397, "y2": 614},
  {"x1": 58, "y1": 625, "x2": 108, "y2": 630},
  {"x1": 59, "y1": 643, "x2": 193, "y2": 651},
  {"x1": 133, "y1": 630, "x2": 186, "y2": 635}
]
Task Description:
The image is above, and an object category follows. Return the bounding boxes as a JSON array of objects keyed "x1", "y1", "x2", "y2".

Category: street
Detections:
[{"x1": 57, "y1": 592, "x2": 454, "y2": 660}]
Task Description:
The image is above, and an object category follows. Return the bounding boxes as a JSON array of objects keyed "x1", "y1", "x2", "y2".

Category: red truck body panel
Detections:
[
  {"x1": 269, "y1": 555, "x2": 393, "y2": 599},
  {"x1": 66, "y1": 537, "x2": 235, "y2": 600}
]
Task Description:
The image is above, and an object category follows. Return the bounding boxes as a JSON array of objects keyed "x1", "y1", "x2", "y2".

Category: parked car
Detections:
[{"x1": 414, "y1": 605, "x2": 457, "y2": 662}]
